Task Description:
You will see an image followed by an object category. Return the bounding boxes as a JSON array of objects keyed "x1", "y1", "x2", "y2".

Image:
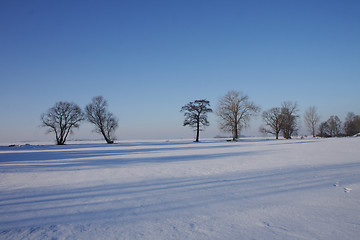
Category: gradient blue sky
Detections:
[{"x1": 1, "y1": 0, "x2": 360, "y2": 143}]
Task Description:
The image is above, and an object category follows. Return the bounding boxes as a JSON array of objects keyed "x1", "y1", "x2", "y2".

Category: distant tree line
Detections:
[
  {"x1": 42, "y1": 91, "x2": 360, "y2": 145},
  {"x1": 318, "y1": 113, "x2": 360, "y2": 138},
  {"x1": 260, "y1": 104, "x2": 359, "y2": 139},
  {"x1": 182, "y1": 90, "x2": 359, "y2": 141}
]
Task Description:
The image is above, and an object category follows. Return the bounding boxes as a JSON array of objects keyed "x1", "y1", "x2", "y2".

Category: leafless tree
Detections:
[
  {"x1": 85, "y1": 96, "x2": 118, "y2": 144},
  {"x1": 280, "y1": 101, "x2": 299, "y2": 139},
  {"x1": 260, "y1": 107, "x2": 283, "y2": 139},
  {"x1": 344, "y1": 112, "x2": 360, "y2": 136},
  {"x1": 327, "y1": 115, "x2": 342, "y2": 137},
  {"x1": 319, "y1": 115, "x2": 343, "y2": 137},
  {"x1": 41, "y1": 101, "x2": 84, "y2": 145},
  {"x1": 181, "y1": 99, "x2": 212, "y2": 142},
  {"x1": 318, "y1": 121, "x2": 330, "y2": 137},
  {"x1": 216, "y1": 91, "x2": 260, "y2": 141},
  {"x1": 304, "y1": 106, "x2": 320, "y2": 137}
]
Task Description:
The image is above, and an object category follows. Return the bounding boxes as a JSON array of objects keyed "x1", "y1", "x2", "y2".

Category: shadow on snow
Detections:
[{"x1": 0, "y1": 161, "x2": 359, "y2": 230}]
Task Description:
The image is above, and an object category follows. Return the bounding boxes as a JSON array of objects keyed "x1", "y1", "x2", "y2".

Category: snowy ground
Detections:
[{"x1": 0, "y1": 137, "x2": 359, "y2": 239}]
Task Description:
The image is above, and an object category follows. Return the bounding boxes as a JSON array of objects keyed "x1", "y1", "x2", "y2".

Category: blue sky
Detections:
[{"x1": 1, "y1": 0, "x2": 359, "y2": 143}]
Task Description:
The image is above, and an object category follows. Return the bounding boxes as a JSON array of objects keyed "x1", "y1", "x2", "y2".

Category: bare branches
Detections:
[
  {"x1": 318, "y1": 115, "x2": 342, "y2": 137},
  {"x1": 304, "y1": 106, "x2": 320, "y2": 137},
  {"x1": 216, "y1": 91, "x2": 259, "y2": 141},
  {"x1": 85, "y1": 96, "x2": 118, "y2": 144},
  {"x1": 260, "y1": 102, "x2": 299, "y2": 139},
  {"x1": 181, "y1": 99, "x2": 212, "y2": 142},
  {"x1": 260, "y1": 107, "x2": 282, "y2": 139},
  {"x1": 41, "y1": 102, "x2": 84, "y2": 145},
  {"x1": 280, "y1": 101, "x2": 299, "y2": 139},
  {"x1": 344, "y1": 112, "x2": 360, "y2": 136}
]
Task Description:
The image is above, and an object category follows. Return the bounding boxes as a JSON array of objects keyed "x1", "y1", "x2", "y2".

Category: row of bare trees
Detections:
[
  {"x1": 41, "y1": 96, "x2": 118, "y2": 145},
  {"x1": 43, "y1": 92, "x2": 359, "y2": 144},
  {"x1": 181, "y1": 91, "x2": 360, "y2": 142},
  {"x1": 262, "y1": 105, "x2": 360, "y2": 139},
  {"x1": 181, "y1": 91, "x2": 305, "y2": 142}
]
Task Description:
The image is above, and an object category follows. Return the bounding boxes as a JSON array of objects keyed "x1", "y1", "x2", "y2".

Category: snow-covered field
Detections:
[{"x1": 0, "y1": 137, "x2": 359, "y2": 239}]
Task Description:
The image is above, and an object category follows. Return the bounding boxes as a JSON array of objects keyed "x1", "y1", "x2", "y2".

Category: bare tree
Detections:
[
  {"x1": 327, "y1": 115, "x2": 342, "y2": 137},
  {"x1": 344, "y1": 112, "x2": 360, "y2": 136},
  {"x1": 280, "y1": 101, "x2": 299, "y2": 139},
  {"x1": 260, "y1": 107, "x2": 283, "y2": 139},
  {"x1": 304, "y1": 106, "x2": 320, "y2": 137},
  {"x1": 318, "y1": 121, "x2": 330, "y2": 137},
  {"x1": 85, "y1": 96, "x2": 118, "y2": 144},
  {"x1": 319, "y1": 115, "x2": 342, "y2": 137},
  {"x1": 180, "y1": 99, "x2": 212, "y2": 142},
  {"x1": 41, "y1": 101, "x2": 84, "y2": 145},
  {"x1": 216, "y1": 91, "x2": 260, "y2": 141}
]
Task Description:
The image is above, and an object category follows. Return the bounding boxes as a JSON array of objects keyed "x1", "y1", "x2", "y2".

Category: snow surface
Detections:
[{"x1": 0, "y1": 137, "x2": 359, "y2": 239}]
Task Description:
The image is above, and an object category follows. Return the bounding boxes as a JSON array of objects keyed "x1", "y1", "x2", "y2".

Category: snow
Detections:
[{"x1": 1, "y1": 137, "x2": 360, "y2": 239}]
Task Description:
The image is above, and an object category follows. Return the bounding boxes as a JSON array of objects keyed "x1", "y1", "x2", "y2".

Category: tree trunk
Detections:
[
  {"x1": 195, "y1": 120, "x2": 200, "y2": 142},
  {"x1": 101, "y1": 129, "x2": 114, "y2": 144},
  {"x1": 233, "y1": 123, "x2": 238, "y2": 141},
  {"x1": 104, "y1": 135, "x2": 114, "y2": 144}
]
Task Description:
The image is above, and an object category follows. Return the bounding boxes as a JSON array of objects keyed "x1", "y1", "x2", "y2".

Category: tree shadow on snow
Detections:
[
  {"x1": 0, "y1": 141, "x2": 257, "y2": 172},
  {"x1": 1, "y1": 161, "x2": 360, "y2": 231}
]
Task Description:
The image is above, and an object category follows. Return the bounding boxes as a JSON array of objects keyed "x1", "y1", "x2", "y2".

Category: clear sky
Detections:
[{"x1": 1, "y1": 0, "x2": 360, "y2": 143}]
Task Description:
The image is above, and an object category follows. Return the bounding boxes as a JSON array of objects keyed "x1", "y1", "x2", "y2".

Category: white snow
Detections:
[{"x1": 1, "y1": 137, "x2": 360, "y2": 239}]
